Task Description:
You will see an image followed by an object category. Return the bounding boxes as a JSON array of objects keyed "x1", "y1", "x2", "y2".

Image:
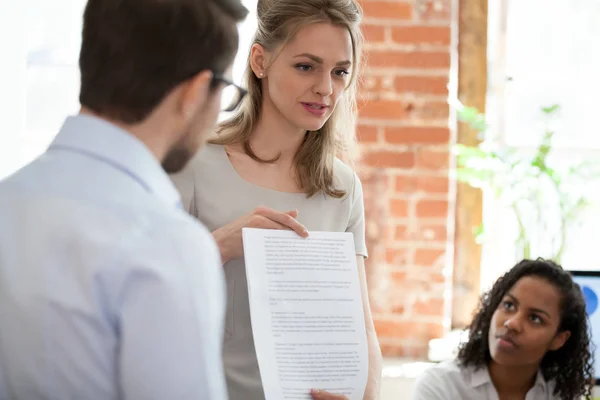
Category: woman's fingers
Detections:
[
  {"x1": 253, "y1": 207, "x2": 308, "y2": 237},
  {"x1": 310, "y1": 389, "x2": 349, "y2": 400},
  {"x1": 252, "y1": 215, "x2": 290, "y2": 231},
  {"x1": 286, "y1": 209, "x2": 298, "y2": 218}
]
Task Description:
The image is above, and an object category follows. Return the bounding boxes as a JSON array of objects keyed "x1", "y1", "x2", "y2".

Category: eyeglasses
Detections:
[{"x1": 212, "y1": 76, "x2": 248, "y2": 112}]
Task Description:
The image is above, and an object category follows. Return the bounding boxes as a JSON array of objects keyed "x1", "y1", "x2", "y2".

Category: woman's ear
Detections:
[
  {"x1": 549, "y1": 330, "x2": 571, "y2": 351},
  {"x1": 250, "y1": 43, "x2": 267, "y2": 79}
]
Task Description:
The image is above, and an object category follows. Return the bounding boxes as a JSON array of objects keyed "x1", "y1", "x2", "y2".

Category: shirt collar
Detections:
[
  {"x1": 469, "y1": 364, "x2": 548, "y2": 391},
  {"x1": 48, "y1": 114, "x2": 181, "y2": 208},
  {"x1": 469, "y1": 365, "x2": 492, "y2": 388}
]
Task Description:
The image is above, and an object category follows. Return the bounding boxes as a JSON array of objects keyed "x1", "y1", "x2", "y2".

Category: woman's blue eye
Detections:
[
  {"x1": 296, "y1": 64, "x2": 313, "y2": 72},
  {"x1": 335, "y1": 69, "x2": 349, "y2": 77}
]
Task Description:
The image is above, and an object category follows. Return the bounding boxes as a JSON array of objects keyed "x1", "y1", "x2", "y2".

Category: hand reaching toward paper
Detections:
[
  {"x1": 311, "y1": 389, "x2": 350, "y2": 400},
  {"x1": 212, "y1": 207, "x2": 309, "y2": 263}
]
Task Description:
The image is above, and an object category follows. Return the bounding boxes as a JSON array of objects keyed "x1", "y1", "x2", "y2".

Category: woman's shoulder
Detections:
[
  {"x1": 412, "y1": 360, "x2": 474, "y2": 399},
  {"x1": 332, "y1": 157, "x2": 361, "y2": 196},
  {"x1": 417, "y1": 360, "x2": 465, "y2": 382}
]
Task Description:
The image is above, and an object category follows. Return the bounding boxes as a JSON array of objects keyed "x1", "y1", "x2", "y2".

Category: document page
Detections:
[{"x1": 242, "y1": 228, "x2": 368, "y2": 400}]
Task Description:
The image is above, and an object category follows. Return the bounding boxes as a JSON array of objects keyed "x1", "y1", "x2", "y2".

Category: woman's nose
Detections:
[
  {"x1": 313, "y1": 73, "x2": 333, "y2": 97},
  {"x1": 504, "y1": 315, "x2": 523, "y2": 332}
]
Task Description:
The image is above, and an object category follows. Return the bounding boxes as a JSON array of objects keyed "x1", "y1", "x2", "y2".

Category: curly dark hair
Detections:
[{"x1": 457, "y1": 258, "x2": 595, "y2": 400}]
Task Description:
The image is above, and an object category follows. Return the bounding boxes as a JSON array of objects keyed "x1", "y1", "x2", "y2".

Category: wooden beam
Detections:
[{"x1": 452, "y1": 0, "x2": 488, "y2": 329}]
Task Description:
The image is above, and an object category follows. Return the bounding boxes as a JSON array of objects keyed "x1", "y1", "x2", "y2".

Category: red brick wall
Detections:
[{"x1": 357, "y1": 0, "x2": 455, "y2": 358}]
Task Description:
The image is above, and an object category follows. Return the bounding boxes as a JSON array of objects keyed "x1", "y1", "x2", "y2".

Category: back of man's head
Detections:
[{"x1": 79, "y1": 0, "x2": 248, "y2": 124}]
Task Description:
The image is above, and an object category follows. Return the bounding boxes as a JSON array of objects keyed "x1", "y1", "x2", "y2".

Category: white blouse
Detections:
[{"x1": 412, "y1": 360, "x2": 559, "y2": 400}]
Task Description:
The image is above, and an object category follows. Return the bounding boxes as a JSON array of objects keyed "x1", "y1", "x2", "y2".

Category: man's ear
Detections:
[
  {"x1": 178, "y1": 70, "x2": 214, "y2": 122},
  {"x1": 549, "y1": 330, "x2": 571, "y2": 351}
]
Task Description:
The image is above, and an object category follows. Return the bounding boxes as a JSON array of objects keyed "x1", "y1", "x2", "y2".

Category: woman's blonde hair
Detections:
[{"x1": 210, "y1": 0, "x2": 363, "y2": 198}]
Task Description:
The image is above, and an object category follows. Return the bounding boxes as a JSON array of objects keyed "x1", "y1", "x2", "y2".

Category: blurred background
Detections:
[{"x1": 2, "y1": 0, "x2": 600, "y2": 397}]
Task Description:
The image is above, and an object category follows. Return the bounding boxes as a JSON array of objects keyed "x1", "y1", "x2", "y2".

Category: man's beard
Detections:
[
  {"x1": 163, "y1": 113, "x2": 211, "y2": 173},
  {"x1": 162, "y1": 144, "x2": 195, "y2": 174}
]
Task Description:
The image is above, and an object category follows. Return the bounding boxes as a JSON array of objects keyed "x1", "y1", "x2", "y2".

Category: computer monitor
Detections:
[{"x1": 570, "y1": 270, "x2": 600, "y2": 386}]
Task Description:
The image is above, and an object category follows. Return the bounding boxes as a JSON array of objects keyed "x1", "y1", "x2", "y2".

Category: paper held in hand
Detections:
[{"x1": 242, "y1": 228, "x2": 368, "y2": 400}]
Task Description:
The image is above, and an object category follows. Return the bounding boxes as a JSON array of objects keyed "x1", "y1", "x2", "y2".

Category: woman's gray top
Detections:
[{"x1": 170, "y1": 143, "x2": 368, "y2": 400}]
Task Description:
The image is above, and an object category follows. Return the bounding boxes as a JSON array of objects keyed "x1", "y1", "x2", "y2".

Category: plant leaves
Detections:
[{"x1": 541, "y1": 104, "x2": 560, "y2": 115}]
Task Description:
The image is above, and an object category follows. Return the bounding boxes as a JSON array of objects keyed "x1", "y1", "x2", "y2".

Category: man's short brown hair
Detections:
[{"x1": 79, "y1": 0, "x2": 248, "y2": 123}]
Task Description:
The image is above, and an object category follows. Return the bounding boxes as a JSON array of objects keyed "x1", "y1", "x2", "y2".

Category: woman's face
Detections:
[
  {"x1": 488, "y1": 276, "x2": 571, "y2": 368},
  {"x1": 253, "y1": 22, "x2": 353, "y2": 132}
]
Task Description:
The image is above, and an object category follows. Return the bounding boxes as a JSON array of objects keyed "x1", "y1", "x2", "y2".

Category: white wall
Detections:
[{"x1": 0, "y1": 0, "x2": 259, "y2": 178}]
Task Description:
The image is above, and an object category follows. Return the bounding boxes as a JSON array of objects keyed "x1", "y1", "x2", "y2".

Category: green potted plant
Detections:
[{"x1": 452, "y1": 103, "x2": 598, "y2": 263}]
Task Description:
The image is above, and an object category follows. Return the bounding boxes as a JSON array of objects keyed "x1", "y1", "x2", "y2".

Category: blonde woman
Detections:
[{"x1": 171, "y1": 0, "x2": 382, "y2": 399}]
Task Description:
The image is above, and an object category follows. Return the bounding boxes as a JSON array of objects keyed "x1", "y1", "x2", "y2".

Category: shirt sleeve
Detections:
[
  {"x1": 116, "y1": 220, "x2": 227, "y2": 400},
  {"x1": 346, "y1": 172, "x2": 368, "y2": 258}
]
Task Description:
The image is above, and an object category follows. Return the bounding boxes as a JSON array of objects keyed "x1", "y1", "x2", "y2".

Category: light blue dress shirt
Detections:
[{"x1": 0, "y1": 114, "x2": 228, "y2": 400}]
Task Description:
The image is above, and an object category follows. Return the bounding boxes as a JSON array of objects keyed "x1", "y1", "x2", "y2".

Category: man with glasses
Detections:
[{"x1": 0, "y1": 0, "x2": 247, "y2": 398}]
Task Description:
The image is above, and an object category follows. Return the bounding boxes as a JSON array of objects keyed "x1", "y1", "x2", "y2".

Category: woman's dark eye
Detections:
[
  {"x1": 502, "y1": 300, "x2": 515, "y2": 311},
  {"x1": 530, "y1": 314, "x2": 543, "y2": 324}
]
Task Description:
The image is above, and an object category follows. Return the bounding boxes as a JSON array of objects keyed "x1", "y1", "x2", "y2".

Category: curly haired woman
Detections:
[{"x1": 413, "y1": 258, "x2": 594, "y2": 400}]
